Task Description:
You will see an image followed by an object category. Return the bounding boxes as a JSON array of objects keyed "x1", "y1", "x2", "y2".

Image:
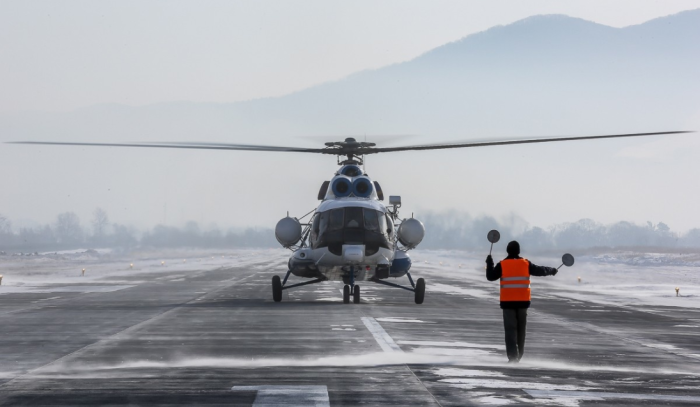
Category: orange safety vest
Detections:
[{"x1": 500, "y1": 259, "x2": 531, "y2": 302}]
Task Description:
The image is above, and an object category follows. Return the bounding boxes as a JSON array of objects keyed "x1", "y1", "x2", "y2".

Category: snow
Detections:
[
  {"x1": 0, "y1": 248, "x2": 289, "y2": 294},
  {"x1": 412, "y1": 249, "x2": 700, "y2": 309},
  {"x1": 375, "y1": 317, "x2": 430, "y2": 323}
]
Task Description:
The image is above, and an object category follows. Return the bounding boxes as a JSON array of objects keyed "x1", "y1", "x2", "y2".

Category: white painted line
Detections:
[
  {"x1": 231, "y1": 385, "x2": 330, "y2": 406},
  {"x1": 525, "y1": 389, "x2": 700, "y2": 403},
  {"x1": 361, "y1": 317, "x2": 403, "y2": 353}
]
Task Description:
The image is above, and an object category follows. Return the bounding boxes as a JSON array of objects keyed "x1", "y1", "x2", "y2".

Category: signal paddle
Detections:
[
  {"x1": 558, "y1": 253, "x2": 575, "y2": 269},
  {"x1": 487, "y1": 230, "x2": 500, "y2": 256}
]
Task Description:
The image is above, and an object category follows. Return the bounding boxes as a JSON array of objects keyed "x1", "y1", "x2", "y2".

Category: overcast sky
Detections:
[
  {"x1": 1, "y1": 0, "x2": 699, "y2": 112},
  {"x1": 1, "y1": 1, "x2": 699, "y2": 237}
]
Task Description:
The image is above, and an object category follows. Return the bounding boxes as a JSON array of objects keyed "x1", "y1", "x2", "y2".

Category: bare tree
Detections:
[
  {"x1": 92, "y1": 208, "x2": 110, "y2": 238},
  {"x1": 55, "y1": 212, "x2": 83, "y2": 246},
  {"x1": 0, "y1": 214, "x2": 11, "y2": 235}
]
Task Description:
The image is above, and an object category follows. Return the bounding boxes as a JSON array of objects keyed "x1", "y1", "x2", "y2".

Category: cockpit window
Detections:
[
  {"x1": 363, "y1": 208, "x2": 379, "y2": 231},
  {"x1": 312, "y1": 214, "x2": 320, "y2": 233},
  {"x1": 319, "y1": 212, "x2": 328, "y2": 235},
  {"x1": 378, "y1": 212, "x2": 387, "y2": 235},
  {"x1": 312, "y1": 207, "x2": 393, "y2": 253},
  {"x1": 345, "y1": 207, "x2": 363, "y2": 228},
  {"x1": 329, "y1": 209, "x2": 344, "y2": 231}
]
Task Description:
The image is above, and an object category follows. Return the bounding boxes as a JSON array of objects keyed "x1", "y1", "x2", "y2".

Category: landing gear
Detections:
[
  {"x1": 272, "y1": 270, "x2": 325, "y2": 303},
  {"x1": 414, "y1": 278, "x2": 425, "y2": 304},
  {"x1": 370, "y1": 272, "x2": 426, "y2": 305},
  {"x1": 353, "y1": 285, "x2": 361, "y2": 304},
  {"x1": 272, "y1": 275, "x2": 282, "y2": 302},
  {"x1": 343, "y1": 285, "x2": 350, "y2": 304}
]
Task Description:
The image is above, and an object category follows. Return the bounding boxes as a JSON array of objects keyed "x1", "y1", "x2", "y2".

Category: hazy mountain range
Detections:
[
  {"x1": 3, "y1": 9, "x2": 698, "y2": 142},
  {"x1": 1, "y1": 10, "x2": 699, "y2": 234}
]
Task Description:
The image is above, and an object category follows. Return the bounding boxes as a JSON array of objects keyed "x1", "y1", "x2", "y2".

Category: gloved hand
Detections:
[
  {"x1": 486, "y1": 255, "x2": 494, "y2": 267},
  {"x1": 549, "y1": 267, "x2": 558, "y2": 276}
]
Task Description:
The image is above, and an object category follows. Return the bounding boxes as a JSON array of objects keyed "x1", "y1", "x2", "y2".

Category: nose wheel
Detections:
[
  {"x1": 343, "y1": 285, "x2": 350, "y2": 303},
  {"x1": 343, "y1": 284, "x2": 361, "y2": 304}
]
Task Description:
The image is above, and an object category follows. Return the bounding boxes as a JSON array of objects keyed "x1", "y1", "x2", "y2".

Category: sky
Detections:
[
  {"x1": 1, "y1": 1, "x2": 699, "y2": 236},
  {"x1": 1, "y1": 0, "x2": 699, "y2": 112}
]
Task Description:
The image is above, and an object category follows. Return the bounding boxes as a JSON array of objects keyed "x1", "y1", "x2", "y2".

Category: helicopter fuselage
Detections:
[
  {"x1": 288, "y1": 199, "x2": 412, "y2": 283},
  {"x1": 275, "y1": 163, "x2": 421, "y2": 285}
]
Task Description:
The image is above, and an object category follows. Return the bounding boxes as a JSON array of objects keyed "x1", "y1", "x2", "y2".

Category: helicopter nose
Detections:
[{"x1": 342, "y1": 245, "x2": 364, "y2": 263}]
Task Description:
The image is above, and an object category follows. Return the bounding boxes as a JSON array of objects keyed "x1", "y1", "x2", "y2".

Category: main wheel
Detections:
[
  {"x1": 343, "y1": 284, "x2": 350, "y2": 304},
  {"x1": 272, "y1": 275, "x2": 282, "y2": 302},
  {"x1": 414, "y1": 278, "x2": 425, "y2": 304},
  {"x1": 353, "y1": 285, "x2": 361, "y2": 304}
]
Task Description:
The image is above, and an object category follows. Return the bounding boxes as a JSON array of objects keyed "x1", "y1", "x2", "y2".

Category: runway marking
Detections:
[
  {"x1": 231, "y1": 385, "x2": 330, "y2": 406},
  {"x1": 525, "y1": 389, "x2": 700, "y2": 403},
  {"x1": 361, "y1": 317, "x2": 403, "y2": 353}
]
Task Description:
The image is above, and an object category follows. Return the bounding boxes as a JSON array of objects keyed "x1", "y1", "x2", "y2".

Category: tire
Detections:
[
  {"x1": 414, "y1": 278, "x2": 425, "y2": 305},
  {"x1": 343, "y1": 284, "x2": 350, "y2": 304},
  {"x1": 353, "y1": 285, "x2": 360, "y2": 304},
  {"x1": 272, "y1": 275, "x2": 282, "y2": 302}
]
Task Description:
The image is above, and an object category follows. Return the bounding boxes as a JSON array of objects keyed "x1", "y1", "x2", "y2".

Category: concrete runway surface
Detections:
[{"x1": 0, "y1": 250, "x2": 699, "y2": 406}]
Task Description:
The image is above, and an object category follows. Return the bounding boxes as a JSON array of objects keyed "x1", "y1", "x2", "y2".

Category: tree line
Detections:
[
  {"x1": 1, "y1": 209, "x2": 699, "y2": 253},
  {"x1": 0, "y1": 209, "x2": 276, "y2": 252},
  {"x1": 419, "y1": 211, "x2": 700, "y2": 252}
]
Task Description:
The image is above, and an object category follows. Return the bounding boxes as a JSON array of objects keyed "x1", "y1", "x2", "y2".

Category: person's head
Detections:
[{"x1": 506, "y1": 240, "x2": 520, "y2": 257}]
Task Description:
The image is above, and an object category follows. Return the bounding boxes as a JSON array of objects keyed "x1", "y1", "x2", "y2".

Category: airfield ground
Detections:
[{"x1": 0, "y1": 249, "x2": 699, "y2": 406}]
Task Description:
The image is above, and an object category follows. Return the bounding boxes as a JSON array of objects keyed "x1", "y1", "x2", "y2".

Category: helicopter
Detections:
[{"x1": 9, "y1": 130, "x2": 691, "y2": 304}]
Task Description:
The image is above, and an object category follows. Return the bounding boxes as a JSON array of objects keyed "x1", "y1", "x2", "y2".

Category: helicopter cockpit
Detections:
[{"x1": 311, "y1": 206, "x2": 394, "y2": 256}]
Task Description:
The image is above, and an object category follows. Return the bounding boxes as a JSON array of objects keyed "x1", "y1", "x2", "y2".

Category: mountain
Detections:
[
  {"x1": 1, "y1": 11, "x2": 699, "y2": 232},
  {"x1": 2, "y1": 10, "x2": 699, "y2": 144}
]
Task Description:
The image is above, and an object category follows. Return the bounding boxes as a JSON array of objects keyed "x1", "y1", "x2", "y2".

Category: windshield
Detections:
[{"x1": 311, "y1": 207, "x2": 393, "y2": 255}]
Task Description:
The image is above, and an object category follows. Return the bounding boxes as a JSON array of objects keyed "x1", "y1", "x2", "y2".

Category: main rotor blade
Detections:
[
  {"x1": 6, "y1": 141, "x2": 328, "y2": 153},
  {"x1": 368, "y1": 131, "x2": 693, "y2": 153}
]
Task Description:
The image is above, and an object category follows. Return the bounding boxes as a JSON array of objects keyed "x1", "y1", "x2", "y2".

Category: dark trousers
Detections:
[{"x1": 502, "y1": 308, "x2": 527, "y2": 361}]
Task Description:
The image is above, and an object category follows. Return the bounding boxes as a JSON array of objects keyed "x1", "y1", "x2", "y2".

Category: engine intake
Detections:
[
  {"x1": 352, "y1": 178, "x2": 373, "y2": 198},
  {"x1": 331, "y1": 177, "x2": 352, "y2": 197}
]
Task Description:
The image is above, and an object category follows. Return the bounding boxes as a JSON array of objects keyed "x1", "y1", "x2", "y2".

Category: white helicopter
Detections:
[{"x1": 9, "y1": 131, "x2": 691, "y2": 304}]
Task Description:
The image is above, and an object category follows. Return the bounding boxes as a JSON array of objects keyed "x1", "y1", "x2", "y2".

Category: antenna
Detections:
[{"x1": 363, "y1": 134, "x2": 367, "y2": 172}]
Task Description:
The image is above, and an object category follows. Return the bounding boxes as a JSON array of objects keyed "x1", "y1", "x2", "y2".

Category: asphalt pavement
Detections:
[{"x1": 0, "y1": 253, "x2": 699, "y2": 406}]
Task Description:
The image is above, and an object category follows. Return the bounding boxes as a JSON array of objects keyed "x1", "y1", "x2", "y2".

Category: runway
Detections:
[{"x1": 0, "y1": 250, "x2": 699, "y2": 406}]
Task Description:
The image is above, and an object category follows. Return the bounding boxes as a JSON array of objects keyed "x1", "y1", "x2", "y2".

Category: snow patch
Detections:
[
  {"x1": 375, "y1": 317, "x2": 430, "y2": 323},
  {"x1": 399, "y1": 340, "x2": 504, "y2": 350},
  {"x1": 434, "y1": 368, "x2": 505, "y2": 377}
]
